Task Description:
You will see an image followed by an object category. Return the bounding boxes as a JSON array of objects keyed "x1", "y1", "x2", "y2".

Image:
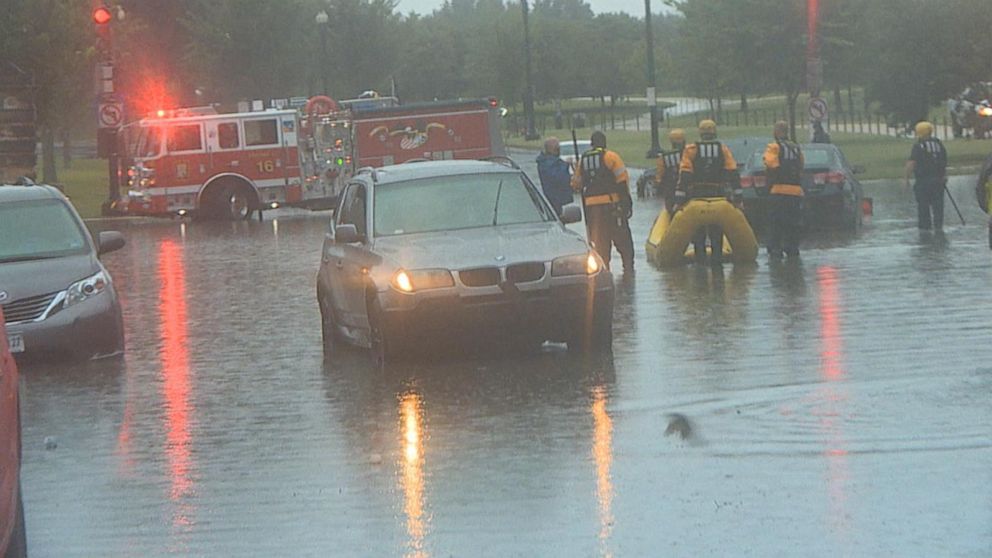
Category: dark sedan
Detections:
[
  {"x1": 316, "y1": 160, "x2": 615, "y2": 360},
  {"x1": 739, "y1": 143, "x2": 866, "y2": 231}
]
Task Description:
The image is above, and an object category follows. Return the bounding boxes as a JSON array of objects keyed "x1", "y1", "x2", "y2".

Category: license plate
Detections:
[{"x1": 7, "y1": 334, "x2": 24, "y2": 354}]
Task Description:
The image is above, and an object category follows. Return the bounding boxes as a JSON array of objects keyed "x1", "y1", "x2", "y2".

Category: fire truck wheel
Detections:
[{"x1": 202, "y1": 180, "x2": 256, "y2": 220}]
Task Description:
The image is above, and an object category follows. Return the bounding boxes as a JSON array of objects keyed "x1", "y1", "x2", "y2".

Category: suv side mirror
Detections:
[
  {"x1": 560, "y1": 205, "x2": 582, "y2": 224},
  {"x1": 335, "y1": 224, "x2": 361, "y2": 244},
  {"x1": 98, "y1": 231, "x2": 126, "y2": 255}
]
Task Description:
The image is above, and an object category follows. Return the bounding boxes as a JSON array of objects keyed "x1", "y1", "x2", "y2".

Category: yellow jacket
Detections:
[{"x1": 763, "y1": 142, "x2": 805, "y2": 197}]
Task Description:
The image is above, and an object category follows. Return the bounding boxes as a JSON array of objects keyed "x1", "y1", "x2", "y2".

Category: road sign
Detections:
[
  {"x1": 98, "y1": 100, "x2": 123, "y2": 128},
  {"x1": 808, "y1": 97, "x2": 828, "y2": 121}
]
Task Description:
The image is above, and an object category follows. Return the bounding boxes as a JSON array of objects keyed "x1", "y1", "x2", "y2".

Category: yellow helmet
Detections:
[
  {"x1": 915, "y1": 121, "x2": 934, "y2": 138},
  {"x1": 669, "y1": 128, "x2": 686, "y2": 143},
  {"x1": 698, "y1": 119, "x2": 717, "y2": 138}
]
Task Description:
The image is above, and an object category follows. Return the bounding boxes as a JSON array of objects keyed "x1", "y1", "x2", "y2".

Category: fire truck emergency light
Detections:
[{"x1": 93, "y1": 5, "x2": 113, "y2": 24}]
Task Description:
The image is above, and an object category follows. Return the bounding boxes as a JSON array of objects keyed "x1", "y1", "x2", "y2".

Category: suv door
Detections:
[{"x1": 336, "y1": 184, "x2": 373, "y2": 328}]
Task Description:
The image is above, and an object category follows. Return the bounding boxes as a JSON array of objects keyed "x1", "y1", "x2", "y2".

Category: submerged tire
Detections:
[
  {"x1": 567, "y1": 311, "x2": 613, "y2": 353},
  {"x1": 201, "y1": 180, "x2": 255, "y2": 220}
]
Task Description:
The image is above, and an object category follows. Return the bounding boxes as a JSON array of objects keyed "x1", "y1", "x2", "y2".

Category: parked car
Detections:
[
  {"x1": 560, "y1": 139, "x2": 591, "y2": 166},
  {"x1": 739, "y1": 143, "x2": 866, "y2": 231},
  {"x1": 316, "y1": 159, "x2": 615, "y2": 359},
  {"x1": 0, "y1": 307, "x2": 26, "y2": 557},
  {"x1": 0, "y1": 183, "x2": 126, "y2": 360}
]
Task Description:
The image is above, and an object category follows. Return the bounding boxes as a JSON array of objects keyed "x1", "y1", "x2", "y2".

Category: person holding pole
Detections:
[{"x1": 904, "y1": 121, "x2": 947, "y2": 232}]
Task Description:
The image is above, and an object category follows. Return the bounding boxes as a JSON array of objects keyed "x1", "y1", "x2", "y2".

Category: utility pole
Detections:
[
  {"x1": 520, "y1": 0, "x2": 539, "y2": 141},
  {"x1": 645, "y1": 0, "x2": 662, "y2": 157},
  {"x1": 806, "y1": 0, "x2": 825, "y2": 142}
]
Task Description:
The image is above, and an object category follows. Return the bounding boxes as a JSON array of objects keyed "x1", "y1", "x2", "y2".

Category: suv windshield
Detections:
[
  {"x1": 0, "y1": 199, "x2": 90, "y2": 263},
  {"x1": 374, "y1": 172, "x2": 554, "y2": 236}
]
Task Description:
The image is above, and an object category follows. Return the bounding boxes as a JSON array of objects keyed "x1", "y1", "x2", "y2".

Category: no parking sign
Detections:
[
  {"x1": 808, "y1": 97, "x2": 828, "y2": 121},
  {"x1": 98, "y1": 100, "x2": 123, "y2": 129}
]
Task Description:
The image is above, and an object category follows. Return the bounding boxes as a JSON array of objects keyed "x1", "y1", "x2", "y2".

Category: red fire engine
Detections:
[{"x1": 120, "y1": 96, "x2": 505, "y2": 219}]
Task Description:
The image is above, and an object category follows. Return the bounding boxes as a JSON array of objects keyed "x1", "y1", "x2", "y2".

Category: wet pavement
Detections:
[{"x1": 16, "y1": 158, "x2": 992, "y2": 556}]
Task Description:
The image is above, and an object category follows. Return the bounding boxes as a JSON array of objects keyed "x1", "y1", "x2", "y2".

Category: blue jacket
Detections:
[{"x1": 536, "y1": 152, "x2": 573, "y2": 213}]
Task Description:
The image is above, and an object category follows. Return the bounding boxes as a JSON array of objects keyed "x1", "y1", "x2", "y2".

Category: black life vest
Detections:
[
  {"x1": 661, "y1": 149, "x2": 682, "y2": 184},
  {"x1": 690, "y1": 141, "x2": 725, "y2": 185},
  {"x1": 915, "y1": 138, "x2": 946, "y2": 178},
  {"x1": 580, "y1": 148, "x2": 617, "y2": 197},
  {"x1": 771, "y1": 140, "x2": 802, "y2": 185}
]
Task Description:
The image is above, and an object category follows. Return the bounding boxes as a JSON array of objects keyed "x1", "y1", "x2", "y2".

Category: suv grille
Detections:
[
  {"x1": 506, "y1": 262, "x2": 545, "y2": 283},
  {"x1": 2, "y1": 291, "x2": 60, "y2": 324},
  {"x1": 458, "y1": 267, "x2": 500, "y2": 287}
]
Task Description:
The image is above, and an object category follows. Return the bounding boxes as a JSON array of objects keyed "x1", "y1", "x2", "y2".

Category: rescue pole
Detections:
[
  {"x1": 571, "y1": 129, "x2": 580, "y2": 162},
  {"x1": 944, "y1": 182, "x2": 966, "y2": 226}
]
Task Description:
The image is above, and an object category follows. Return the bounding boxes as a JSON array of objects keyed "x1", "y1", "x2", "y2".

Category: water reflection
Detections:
[
  {"x1": 590, "y1": 385, "x2": 614, "y2": 556},
  {"x1": 399, "y1": 391, "x2": 429, "y2": 558},
  {"x1": 158, "y1": 239, "x2": 197, "y2": 536},
  {"x1": 815, "y1": 266, "x2": 851, "y2": 542}
]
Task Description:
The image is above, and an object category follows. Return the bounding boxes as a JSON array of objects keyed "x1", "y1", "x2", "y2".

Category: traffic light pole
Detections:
[
  {"x1": 520, "y1": 0, "x2": 540, "y2": 141},
  {"x1": 645, "y1": 0, "x2": 662, "y2": 158},
  {"x1": 93, "y1": 3, "x2": 121, "y2": 213}
]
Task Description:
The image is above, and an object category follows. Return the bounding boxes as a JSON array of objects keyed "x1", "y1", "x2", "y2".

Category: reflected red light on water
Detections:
[
  {"x1": 816, "y1": 265, "x2": 850, "y2": 543},
  {"x1": 817, "y1": 266, "x2": 843, "y2": 380},
  {"x1": 158, "y1": 239, "x2": 195, "y2": 529}
]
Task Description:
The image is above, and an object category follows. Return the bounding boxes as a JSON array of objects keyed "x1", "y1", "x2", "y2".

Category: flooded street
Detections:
[{"x1": 17, "y1": 162, "x2": 992, "y2": 557}]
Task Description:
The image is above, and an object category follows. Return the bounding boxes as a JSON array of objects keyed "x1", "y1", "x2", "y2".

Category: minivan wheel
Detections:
[{"x1": 5, "y1": 486, "x2": 27, "y2": 558}]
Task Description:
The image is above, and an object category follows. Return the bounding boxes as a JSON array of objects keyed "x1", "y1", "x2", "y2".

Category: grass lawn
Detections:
[{"x1": 507, "y1": 126, "x2": 992, "y2": 181}]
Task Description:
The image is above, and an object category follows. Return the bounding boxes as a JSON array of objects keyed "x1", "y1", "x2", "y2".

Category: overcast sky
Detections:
[{"x1": 395, "y1": 0, "x2": 659, "y2": 16}]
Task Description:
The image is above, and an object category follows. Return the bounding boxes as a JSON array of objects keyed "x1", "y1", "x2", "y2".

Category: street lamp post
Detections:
[
  {"x1": 315, "y1": 10, "x2": 329, "y2": 95},
  {"x1": 520, "y1": 0, "x2": 539, "y2": 141},
  {"x1": 645, "y1": 0, "x2": 662, "y2": 157}
]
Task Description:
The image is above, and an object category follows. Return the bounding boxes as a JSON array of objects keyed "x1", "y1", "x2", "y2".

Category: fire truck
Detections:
[{"x1": 119, "y1": 96, "x2": 506, "y2": 219}]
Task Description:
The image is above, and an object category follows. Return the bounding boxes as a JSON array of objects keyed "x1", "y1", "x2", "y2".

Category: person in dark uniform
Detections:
[
  {"x1": 977, "y1": 151, "x2": 992, "y2": 249},
  {"x1": 904, "y1": 121, "x2": 948, "y2": 232},
  {"x1": 571, "y1": 131, "x2": 634, "y2": 273},
  {"x1": 654, "y1": 128, "x2": 686, "y2": 212},
  {"x1": 675, "y1": 120, "x2": 738, "y2": 265},
  {"x1": 764, "y1": 121, "x2": 805, "y2": 259}
]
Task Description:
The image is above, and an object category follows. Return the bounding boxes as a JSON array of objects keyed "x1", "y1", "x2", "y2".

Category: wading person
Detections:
[
  {"x1": 654, "y1": 128, "x2": 686, "y2": 212},
  {"x1": 764, "y1": 121, "x2": 805, "y2": 259},
  {"x1": 536, "y1": 137, "x2": 573, "y2": 215},
  {"x1": 978, "y1": 151, "x2": 992, "y2": 249},
  {"x1": 904, "y1": 121, "x2": 948, "y2": 232},
  {"x1": 675, "y1": 120, "x2": 738, "y2": 265},
  {"x1": 571, "y1": 131, "x2": 634, "y2": 273}
]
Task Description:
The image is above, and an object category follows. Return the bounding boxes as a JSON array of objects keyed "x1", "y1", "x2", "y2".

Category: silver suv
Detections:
[
  {"x1": 316, "y1": 159, "x2": 614, "y2": 359},
  {"x1": 0, "y1": 183, "x2": 125, "y2": 360}
]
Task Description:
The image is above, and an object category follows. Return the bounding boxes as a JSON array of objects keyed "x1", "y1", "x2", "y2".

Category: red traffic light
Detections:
[{"x1": 93, "y1": 5, "x2": 113, "y2": 25}]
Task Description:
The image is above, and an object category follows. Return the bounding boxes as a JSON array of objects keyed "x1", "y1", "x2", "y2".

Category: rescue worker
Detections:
[
  {"x1": 675, "y1": 120, "x2": 738, "y2": 265},
  {"x1": 653, "y1": 128, "x2": 686, "y2": 211},
  {"x1": 977, "y1": 151, "x2": 992, "y2": 249},
  {"x1": 904, "y1": 121, "x2": 948, "y2": 232},
  {"x1": 571, "y1": 131, "x2": 634, "y2": 273},
  {"x1": 764, "y1": 121, "x2": 805, "y2": 259},
  {"x1": 536, "y1": 137, "x2": 573, "y2": 215}
]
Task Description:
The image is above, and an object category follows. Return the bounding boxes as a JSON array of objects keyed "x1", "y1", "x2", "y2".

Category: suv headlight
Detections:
[
  {"x1": 65, "y1": 271, "x2": 109, "y2": 308},
  {"x1": 551, "y1": 252, "x2": 602, "y2": 276},
  {"x1": 390, "y1": 268, "x2": 454, "y2": 293}
]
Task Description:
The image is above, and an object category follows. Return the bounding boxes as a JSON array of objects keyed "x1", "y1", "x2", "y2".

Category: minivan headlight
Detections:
[
  {"x1": 551, "y1": 252, "x2": 602, "y2": 276},
  {"x1": 65, "y1": 271, "x2": 109, "y2": 308}
]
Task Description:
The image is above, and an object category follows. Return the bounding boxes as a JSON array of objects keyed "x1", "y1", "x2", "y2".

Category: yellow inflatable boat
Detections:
[{"x1": 645, "y1": 197, "x2": 758, "y2": 266}]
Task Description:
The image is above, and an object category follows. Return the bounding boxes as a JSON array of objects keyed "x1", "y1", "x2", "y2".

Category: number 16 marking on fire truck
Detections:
[{"x1": 256, "y1": 160, "x2": 275, "y2": 173}]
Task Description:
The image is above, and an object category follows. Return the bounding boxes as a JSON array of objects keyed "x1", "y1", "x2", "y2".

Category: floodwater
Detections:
[{"x1": 16, "y1": 161, "x2": 992, "y2": 557}]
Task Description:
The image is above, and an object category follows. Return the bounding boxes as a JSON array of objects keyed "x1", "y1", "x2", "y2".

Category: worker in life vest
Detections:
[
  {"x1": 675, "y1": 120, "x2": 738, "y2": 265},
  {"x1": 764, "y1": 121, "x2": 805, "y2": 259},
  {"x1": 904, "y1": 121, "x2": 948, "y2": 231},
  {"x1": 977, "y1": 151, "x2": 992, "y2": 249},
  {"x1": 654, "y1": 128, "x2": 686, "y2": 212},
  {"x1": 571, "y1": 131, "x2": 634, "y2": 273}
]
